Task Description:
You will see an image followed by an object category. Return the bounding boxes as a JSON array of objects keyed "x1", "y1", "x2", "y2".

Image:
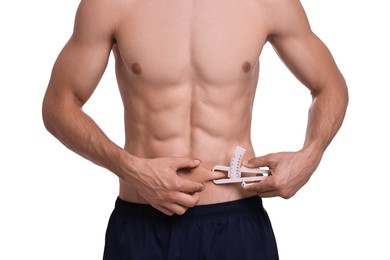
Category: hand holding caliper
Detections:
[{"x1": 212, "y1": 146, "x2": 270, "y2": 187}]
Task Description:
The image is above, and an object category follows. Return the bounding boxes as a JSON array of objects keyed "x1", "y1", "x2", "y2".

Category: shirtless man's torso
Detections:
[
  {"x1": 113, "y1": 0, "x2": 269, "y2": 206},
  {"x1": 43, "y1": 0, "x2": 348, "y2": 257}
]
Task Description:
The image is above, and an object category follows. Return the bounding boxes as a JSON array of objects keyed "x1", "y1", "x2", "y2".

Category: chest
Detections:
[{"x1": 114, "y1": 0, "x2": 269, "y2": 84}]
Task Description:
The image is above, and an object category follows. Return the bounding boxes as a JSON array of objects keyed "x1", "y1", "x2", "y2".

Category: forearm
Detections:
[
  {"x1": 42, "y1": 99, "x2": 135, "y2": 178},
  {"x1": 303, "y1": 82, "x2": 349, "y2": 158}
]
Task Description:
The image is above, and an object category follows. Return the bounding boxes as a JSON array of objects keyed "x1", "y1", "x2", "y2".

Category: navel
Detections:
[
  {"x1": 131, "y1": 63, "x2": 142, "y2": 75},
  {"x1": 242, "y1": 61, "x2": 251, "y2": 73}
]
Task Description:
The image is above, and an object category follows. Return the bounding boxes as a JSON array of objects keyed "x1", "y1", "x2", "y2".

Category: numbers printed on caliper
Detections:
[
  {"x1": 229, "y1": 146, "x2": 246, "y2": 178},
  {"x1": 212, "y1": 146, "x2": 270, "y2": 185}
]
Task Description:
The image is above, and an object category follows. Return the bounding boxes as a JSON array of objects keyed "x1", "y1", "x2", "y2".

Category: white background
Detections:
[{"x1": 1, "y1": 1, "x2": 389, "y2": 259}]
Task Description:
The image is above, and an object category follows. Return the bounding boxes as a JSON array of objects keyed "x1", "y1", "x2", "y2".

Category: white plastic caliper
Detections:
[{"x1": 212, "y1": 146, "x2": 270, "y2": 187}]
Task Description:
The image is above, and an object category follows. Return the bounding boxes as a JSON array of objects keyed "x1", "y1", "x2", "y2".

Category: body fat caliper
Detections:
[{"x1": 212, "y1": 146, "x2": 270, "y2": 187}]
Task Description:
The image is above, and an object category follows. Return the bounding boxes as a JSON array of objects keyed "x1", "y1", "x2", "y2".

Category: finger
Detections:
[
  {"x1": 152, "y1": 204, "x2": 174, "y2": 216},
  {"x1": 174, "y1": 191, "x2": 200, "y2": 208},
  {"x1": 169, "y1": 204, "x2": 189, "y2": 215},
  {"x1": 211, "y1": 170, "x2": 228, "y2": 180},
  {"x1": 192, "y1": 169, "x2": 226, "y2": 183},
  {"x1": 160, "y1": 200, "x2": 189, "y2": 216},
  {"x1": 179, "y1": 178, "x2": 204, "y2": 193},
  {"x1": 174, "y1": 158, "x2": 201, "y2": 169},
  {"x1": 243, "y1": 179, "x2": 274, "y2": 194},
  {"x1": 178, "y1": 165, "x2": 226, "y2": 183},
  {"x1": 244, "y1": 182, "x2": 279, "y2": 198},
  {"x1": 256, "y1": 190, "x2": 280, "y2": 198}
]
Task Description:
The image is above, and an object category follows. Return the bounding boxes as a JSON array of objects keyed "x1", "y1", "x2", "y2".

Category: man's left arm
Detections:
[{"x1": 244, "y1": 0, "x2": 349, "y2": 198}]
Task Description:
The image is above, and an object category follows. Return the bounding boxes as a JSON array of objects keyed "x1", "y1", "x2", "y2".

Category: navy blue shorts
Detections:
[{"x1": 103, "y1": 196, "x2": 278, "y2": 260}]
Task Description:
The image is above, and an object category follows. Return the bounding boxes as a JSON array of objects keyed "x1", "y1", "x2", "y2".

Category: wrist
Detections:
[
  {"x1": 300, "y1": 143, "x2": 324, "y2": 166},
  {"x1": 114, "y1": 149, "x2": 143, "y2": 180}
]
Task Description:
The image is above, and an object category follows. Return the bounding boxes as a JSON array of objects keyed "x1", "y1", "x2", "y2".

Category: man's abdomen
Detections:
[{"x1": 119, "y1": 141, "x2": 258, "y2": 205}]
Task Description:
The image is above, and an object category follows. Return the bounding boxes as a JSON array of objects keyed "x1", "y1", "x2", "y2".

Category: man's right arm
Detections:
[
  {"x1": 42, "y1": 0, "x2": 127, "y2": 178},
  {"x1": 42, "y1": 0, "x2": 203, "y2": 216}
]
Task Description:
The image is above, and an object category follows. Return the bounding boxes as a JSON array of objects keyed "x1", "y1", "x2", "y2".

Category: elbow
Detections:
[
  {"x1": 343, "y1": 82, "x2": 349, "y2": 109},
  {"x1": 42, "y1": 94, "x2": 57, "y2": 136},
  {"x1": 42, "y1": 90, "x2": 82, "y2": 138},
  {"x1": 311, "y1": 79, "x2": 349, "y2": 109},
  {"x1": 42, "y1": 91, "x2": 67, "y2": 137},
  {"x1": 336, "y1": 77, "x2": 349, "y2": 112}
]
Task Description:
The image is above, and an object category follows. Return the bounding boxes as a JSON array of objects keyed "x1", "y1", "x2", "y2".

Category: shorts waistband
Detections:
[{"x1": 114, "y1": 196, "x2": 263, "y2": 221}]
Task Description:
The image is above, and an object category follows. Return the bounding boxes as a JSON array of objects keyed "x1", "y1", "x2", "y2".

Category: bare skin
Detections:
[{"x1": 42, "y1": 0, "x2": 348, "y2": 216}]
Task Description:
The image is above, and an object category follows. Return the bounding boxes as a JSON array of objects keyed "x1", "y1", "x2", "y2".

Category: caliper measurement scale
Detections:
[{"x1": 212, "y1": 146, "x2": 269, "y2": 187}]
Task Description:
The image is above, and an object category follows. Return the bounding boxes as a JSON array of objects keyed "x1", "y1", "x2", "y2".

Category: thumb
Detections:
[
  {"x1": 174, "y1": 157, "x2": 201, "y2": 169},
  {"x1": 243, "y1": 155, "x2": 270, "y2": 168}
]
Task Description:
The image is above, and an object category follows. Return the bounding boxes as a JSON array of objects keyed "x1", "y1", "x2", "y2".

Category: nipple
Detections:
[
  {"x1": 242, "y1": 61, "x2": 251, "y2": 73},
  {"x1": 131, "y1": 63, "x2": 142, "y2": 75}
]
